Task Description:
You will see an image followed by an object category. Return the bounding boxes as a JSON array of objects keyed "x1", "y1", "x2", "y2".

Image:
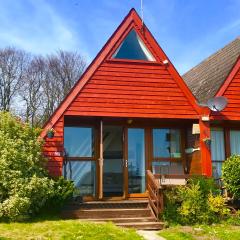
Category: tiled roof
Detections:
[{"x1": 182, "y1": 37, "x2": 240, "y2": 103}]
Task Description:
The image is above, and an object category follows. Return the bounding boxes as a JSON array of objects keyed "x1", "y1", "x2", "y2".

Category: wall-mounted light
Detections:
[
  {"x1": 127, "y1": 119, "x2": 133, "y2": 124},
  {"x1": 163, "y1": 59, "x2": 169, "y2": 65},
  {"x1": 185, "y1": 147, "x2": 200, "y2": 154},
  {"x1": 201, "y1": 115, "x2": 210, "y2": 121},
  {"x1": 203, "y1": 138, "x2": 211, "y2": 149},
  {"x1": 47, "y1": 128, "x2": 55, "y2": 138}
]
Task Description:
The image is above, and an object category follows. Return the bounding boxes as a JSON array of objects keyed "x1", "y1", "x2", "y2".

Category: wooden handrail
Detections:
[
  {"x1": 154, "y1": 174, "x2": 190, "y2": 179},
  {"x1": 146, "y1": 170, "x2": 164, "y2": 219}
]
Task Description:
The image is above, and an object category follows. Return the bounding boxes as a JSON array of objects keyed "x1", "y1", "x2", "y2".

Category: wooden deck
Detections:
[{"x1": 61, "y1": 170, "x2": 193, "y2": 230}]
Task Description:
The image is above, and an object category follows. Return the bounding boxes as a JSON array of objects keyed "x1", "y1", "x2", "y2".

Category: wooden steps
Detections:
[
  {"x1": 61, "y1": 200, "x2": 164, "y2": 230},
  {"x1": 84, "y1": 216, "x2": 156, "y2": 223}
]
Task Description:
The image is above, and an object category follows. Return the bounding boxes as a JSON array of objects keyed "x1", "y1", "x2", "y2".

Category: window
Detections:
[
  {"x1": 64, "y1": 127, "x2": 94, "y2": 158},
  {"x1": 112, "y1": 29, "x2": 155, "y2": 61},
  {"x1": 153, "y1": 129, "x2": 181, "y2": 158},
  {"x1": 230, "y1": 130, "x2": 240, "y2": 155},
  {"x1": 211, "y1": 128, "x2": 225, "y2": 178},
  {"x1": 152, "y1": 128, "x2": 183, "y2": 175},
  {"x1": 63, "y1": 126, "x2": 96, "y2": 197},
  {"x1": 63, "y1": 161, "x2": 96, "y2": 196},
  {"x1": 128, "y1": 128, "x2": 146, "y2": 193}
]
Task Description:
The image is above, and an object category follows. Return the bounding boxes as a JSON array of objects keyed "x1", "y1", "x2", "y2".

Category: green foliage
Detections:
[
  {"x1": 222, "y1": 155, "x2": 240, "y2": 199},
  {"x1": 226, "y1": 210, "x2": 240, "y2": 226},
  {"x1": 0, "y1": 112, "x2": 74, "y2": 221},
  {"x1": 45, "y1": 177, "x2": 75, "y2": 211},
  {"x1": 162, "y1": 176, "x2": 230, "y2": 225},
  {"x1": 159, "y1": 224, "x2": 240, "y2": 240}
]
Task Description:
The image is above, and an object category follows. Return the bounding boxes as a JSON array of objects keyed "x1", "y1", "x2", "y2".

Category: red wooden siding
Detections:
[
  {"x1": 212, "y1": 67, "x2": 240, "y2": 120},
  {"x1": 66, "y1": 61, "x2": 198, "y2": 119},
  {"x1": 42, "y1": 117, "x2": 64, "y2": 176},
  {"x1": 41, "y1": 8, "x2": 202, "y2": 177}
]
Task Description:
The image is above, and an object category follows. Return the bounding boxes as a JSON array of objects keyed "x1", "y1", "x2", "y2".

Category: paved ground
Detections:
[{"x1": 137, "y1": 230, "x2": 166, "y2": 240}]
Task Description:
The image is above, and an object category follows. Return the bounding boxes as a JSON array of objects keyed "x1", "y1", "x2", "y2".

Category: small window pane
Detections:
[
  {"x1": 64, "y1": 127, "x2": 94, "y2": 157},
  {"x1": 152, "y1": 161, "x2": 170, "y2": 174},
  {"x1": 153, "y1": 129, "x2": 181, "y2": 158},
  {"x1": 211, "y1": 128, "x2": 225, "y2": 161},
  {"x1": 152, "y1": 161, "x2": 184, "y2": 175},
  {"x1": 112, "y1": 29, "x2": 155, "y2": 61},
  {"x1": 63, "y1": 161, "x2": 96, "y2": 196},
  {"x1": 230, "y1": 130, "x2": 240, "y2": 155}
]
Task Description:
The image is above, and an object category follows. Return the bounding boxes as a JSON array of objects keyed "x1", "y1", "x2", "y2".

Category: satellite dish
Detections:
[{"x1": 207, "y1": 96, "x2": 228, "y2": 112}]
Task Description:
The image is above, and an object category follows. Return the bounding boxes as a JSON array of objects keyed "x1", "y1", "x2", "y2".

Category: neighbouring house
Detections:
[
  {"x1": 41, "y1": 8, "x2": 237, "y2": 204},
  {"x1": 183, "y1": 37, "x2": 240, "y2": 179}
]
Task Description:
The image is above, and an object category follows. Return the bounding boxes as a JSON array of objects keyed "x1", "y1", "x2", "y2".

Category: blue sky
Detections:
[{"x1": 0, "y1": 0, "x2": 239, "y2": 74}]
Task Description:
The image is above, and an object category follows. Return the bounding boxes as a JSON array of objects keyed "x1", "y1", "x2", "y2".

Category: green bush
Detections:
[
  {"x1": 227, "y1": 210, "x2": 240, "y2": 226},
  {"x1": 222, "y1": 155, "x2": 240, "y2": 199},
  {"x1": 0, "y1": 112, "x2": 74, "y2": 221},
  {"x1": 162, "y1": 177, "x2": 230, "y2": 225}
]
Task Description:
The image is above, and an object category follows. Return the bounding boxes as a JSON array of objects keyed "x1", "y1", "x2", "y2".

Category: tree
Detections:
[
  {"x1": 0, "y1": 46, "x2": 86, "y2": 126},
  {"x1": 0, "y1": 47, "x2": 29, "y2": 111},
  {"x1": 47, "y1": 50, "x2": 86, "y2": 98},
  {"x1": 222, "y1": 155, "x2": 240, "y2": 199},
  {"x1": 20, "y1": 56, "x2": 46, "y2": 126},
  {"x1": 41, "y1": 50, "x2": 86, "y2": 124},
  {"x1": 18, "y1": 50, "x2": 86, "y2": 127}
]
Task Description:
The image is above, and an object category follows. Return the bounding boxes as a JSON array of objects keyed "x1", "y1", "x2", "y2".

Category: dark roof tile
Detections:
[{"x1": 182, "y1": 37, "x2": 240, "y2": 103}]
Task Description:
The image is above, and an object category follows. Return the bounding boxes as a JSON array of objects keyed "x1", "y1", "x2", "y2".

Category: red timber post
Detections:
[{"x1": 199, "y1": 107, "x2": 212, "y2": 177}]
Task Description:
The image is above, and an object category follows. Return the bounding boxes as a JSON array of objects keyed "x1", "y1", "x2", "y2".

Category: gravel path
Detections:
[{"x1": 137, "y1": 230, "x2": 166, "y2": 240}]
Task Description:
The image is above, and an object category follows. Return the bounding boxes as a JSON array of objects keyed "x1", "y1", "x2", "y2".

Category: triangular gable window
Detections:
[{"x1": 112, "y1": 29, "x2": 155, "y2": 61}]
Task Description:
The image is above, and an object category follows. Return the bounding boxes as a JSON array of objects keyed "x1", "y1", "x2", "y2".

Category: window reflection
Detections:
[
  {"x1": 152, "y1": 161, "x2": 184, "y2": 175},
  {"x1": 153, "y1": 129, "x2": 181, "y2": 158},
  {"x1": 230, "y1": 130, "x2": 240, "y2": 155},
  {"x1": 211, "y1": 128, "x2": 225, "y2": 178},
  {"x1": 103, "y1": 126, "x2": 123, "y2": 197},
  {"x1": 63, "y1": 161, "x2": 95, "y2": 196},
  {"x1": 112, "y1": 29, "x2": 155, "y2": 61},
  {"x1": 128, "y1": 128, "x2": 145, "y2": 194},
  {"x1": 64, "y1": 127, "x2": 94, "y2": 157}
]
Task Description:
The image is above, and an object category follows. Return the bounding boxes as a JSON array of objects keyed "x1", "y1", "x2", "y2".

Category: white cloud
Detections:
[{"x1": 0, "y1": 0, "x2": 90, "y2": 60}]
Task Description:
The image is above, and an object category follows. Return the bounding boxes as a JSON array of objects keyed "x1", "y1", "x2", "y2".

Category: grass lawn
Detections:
[
  {"x1": 158, "y1": 224, "x2": 240, "y2": 240},
  {"x1": 0, "y1": 219, "x2": 143, "y2": 240}
]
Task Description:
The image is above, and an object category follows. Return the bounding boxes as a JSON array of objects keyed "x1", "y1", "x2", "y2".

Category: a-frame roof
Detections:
[
  {"x1": 41, "y1": 8, "x2": 201, "y2": 138},
  {"x1": 183, "y1": 37, "x2": 240, "y2": 103}
]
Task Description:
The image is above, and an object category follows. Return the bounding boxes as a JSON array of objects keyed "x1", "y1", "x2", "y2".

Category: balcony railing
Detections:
[{"x1": 147, "y1": 170, "x2": 191, "y2": 219}]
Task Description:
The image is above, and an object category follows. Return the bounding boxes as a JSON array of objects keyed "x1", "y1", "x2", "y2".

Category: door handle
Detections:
[{"x1": 125, "y1": 159, "x2": 128, "y2": 168}]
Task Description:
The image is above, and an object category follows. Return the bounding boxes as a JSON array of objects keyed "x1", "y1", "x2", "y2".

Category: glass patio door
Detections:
[
  {"x1": 101, "y1": 126, "x2": 146, "y2": 199},
  {"x1": 127, "y1": 128, "x2": 146, "y2": 195},
  {"x1": 103, "y1": 126, "x2": 124, "y2": 198}
]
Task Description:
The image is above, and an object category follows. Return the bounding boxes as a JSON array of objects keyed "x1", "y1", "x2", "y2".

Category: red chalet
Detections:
[{"x1": 41, "y1": 9, "x2": 213, "y2": 205}]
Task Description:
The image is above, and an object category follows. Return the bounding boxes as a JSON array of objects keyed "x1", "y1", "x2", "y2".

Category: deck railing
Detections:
[
  {"x1": 146, "y1": 170, "x2": 164, "y2": 219},
  {"x1": 147, "y1": 170, "x2": 192, "y2": 219}
]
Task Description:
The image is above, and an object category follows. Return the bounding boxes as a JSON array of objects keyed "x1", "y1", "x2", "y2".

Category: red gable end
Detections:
[
  {"x1": 212, "y1": 57, "x2": 240, "y2": 120},
  {"x1": 41, "y1": 8, "x2": 200, "y2": 138}
]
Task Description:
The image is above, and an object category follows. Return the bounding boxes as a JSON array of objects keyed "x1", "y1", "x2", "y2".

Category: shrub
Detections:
[
  {"x1": 46, "y1": 177, "x2": 75, "y2": 210},
  {"x1": 227, "y1": 210, "x2": 240, "y2": 226},
  {"x1": 162, "y1": 176, "x2": 230, "y2": 225},
  {"x1": 222, "y1": 155, "x2": 240, "y2": 199},
  {"x1": 0, "y1": 112, "x2": 74, "y2": 221}
]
